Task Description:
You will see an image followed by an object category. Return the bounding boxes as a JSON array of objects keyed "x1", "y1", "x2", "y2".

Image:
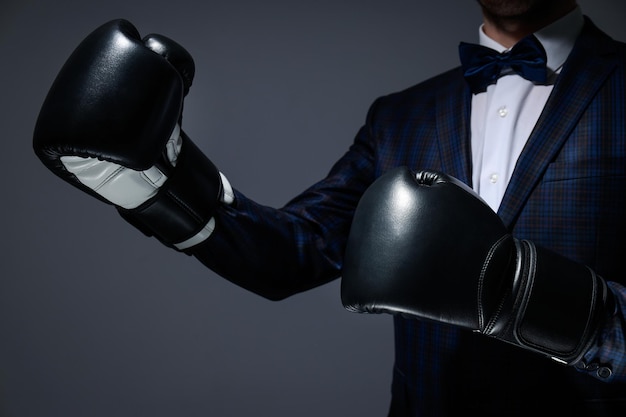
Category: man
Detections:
[{"x1": 33, "y1": 0, "x2": 626, "y2": 415}]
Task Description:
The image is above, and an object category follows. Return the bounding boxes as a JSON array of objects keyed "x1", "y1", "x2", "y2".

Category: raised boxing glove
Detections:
[
  {"x1": 341, "y1": 167, "x2": 613, "y2": 366},
  {"x1": 33, "y1": 19, "x2": 229, "y2": 251}
]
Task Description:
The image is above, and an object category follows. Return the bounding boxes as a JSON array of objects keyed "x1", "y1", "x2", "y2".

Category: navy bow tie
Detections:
[{"x1": 459, "y1": 35, "x2": 548, "y2": 93}]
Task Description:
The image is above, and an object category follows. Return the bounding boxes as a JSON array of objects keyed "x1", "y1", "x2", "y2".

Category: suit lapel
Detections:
[
  {"x1": 497, "y1": 19, "x2": 620, "y2": 228},
  {"x1": 436, "y1": 68, "x2": 473, "y2": 186}
]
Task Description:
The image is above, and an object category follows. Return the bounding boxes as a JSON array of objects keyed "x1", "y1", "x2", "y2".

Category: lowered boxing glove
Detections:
[
  {"x1": 33, "y1": 19, "x2": 228, "y2": 251},
  {"x1": 341, "y1": 167, "x2": 613, "y2": 365}
]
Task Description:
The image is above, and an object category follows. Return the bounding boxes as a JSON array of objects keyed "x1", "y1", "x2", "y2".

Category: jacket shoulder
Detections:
[{"x1": 369, "y1": 67, "x2": 467, "y2": 120}]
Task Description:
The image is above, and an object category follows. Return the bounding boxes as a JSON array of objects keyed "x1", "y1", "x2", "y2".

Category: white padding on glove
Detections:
[
  {"x1": 61, "y1": 123, "x2": 236, "y2": 250},
  {"x1": 61, "y1": 124, "x2": 182, "y2": 209}
]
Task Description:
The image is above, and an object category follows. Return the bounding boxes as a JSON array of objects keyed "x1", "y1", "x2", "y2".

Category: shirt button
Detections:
[
  {"x1": 489, "y1": 173, "x2": 499, "y2": 184},
  {"x1": 498, "y1": 106, "x2": 508, "y2": 117}
]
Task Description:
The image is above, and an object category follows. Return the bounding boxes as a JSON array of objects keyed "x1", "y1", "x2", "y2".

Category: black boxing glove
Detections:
[
  {"x1": 33, "y1": 19, "x2": 231, "y2": 251},
  {"x1": 341, "y1": 167, "x2": 613, "y2": 365}
]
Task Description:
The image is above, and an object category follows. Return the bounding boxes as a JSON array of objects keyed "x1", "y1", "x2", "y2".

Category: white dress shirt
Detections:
[{"x1": 470, "y1": 7, "x2": 584, "y2": 212}]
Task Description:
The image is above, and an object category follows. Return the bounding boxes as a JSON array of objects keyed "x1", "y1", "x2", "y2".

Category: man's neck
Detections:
[{"x1": 481, "y1": 3, "x2": 578, "y2": 48}]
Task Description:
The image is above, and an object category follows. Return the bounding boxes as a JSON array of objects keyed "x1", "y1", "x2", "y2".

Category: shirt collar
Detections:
[{"x1": 478, "y1": 6, "x2": 584, "y2": 73}]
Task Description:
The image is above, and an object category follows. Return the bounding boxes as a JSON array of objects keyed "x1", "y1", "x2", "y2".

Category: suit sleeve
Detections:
[
  {"x1": 578, "y1": 282, "x2": 626, "y2": 383},
  {"x1": 186, "y1": 100, "x2": 382, "y2": 301}
]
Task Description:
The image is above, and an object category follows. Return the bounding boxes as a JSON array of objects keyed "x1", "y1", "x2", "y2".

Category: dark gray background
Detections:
[{"x1": 2, "y1": 1, "x2": 625, "y2": 416}]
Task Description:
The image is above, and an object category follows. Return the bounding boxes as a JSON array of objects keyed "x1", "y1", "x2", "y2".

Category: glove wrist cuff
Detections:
[
  {"x1": 500, "y1": 240, "x2": 611, "y2": 365},
  {"x1": 118, "y1": 132, "x2": 222, "y2": 251}
]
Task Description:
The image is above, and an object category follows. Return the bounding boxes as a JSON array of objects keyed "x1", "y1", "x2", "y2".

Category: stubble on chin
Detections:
[{"x1": 476, "y1": 0, "x2": 540, "y2": 19}]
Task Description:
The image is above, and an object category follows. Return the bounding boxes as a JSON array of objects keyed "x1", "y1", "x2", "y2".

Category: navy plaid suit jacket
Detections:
[{"x1": 192, "y1": 17, "x2": 626, "y2": 416}]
